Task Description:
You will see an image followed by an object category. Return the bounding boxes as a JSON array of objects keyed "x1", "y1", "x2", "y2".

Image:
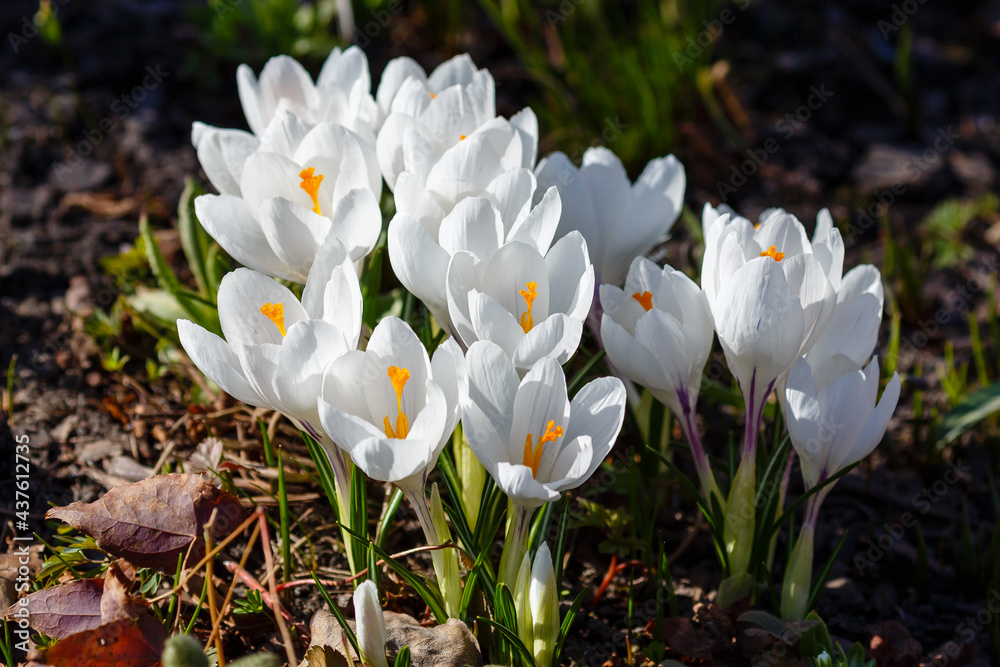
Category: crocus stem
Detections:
[
  {"x1": 399, "y1": 482, "x2": 462, "y2": 617},
  {"x1": 499, "y1": 501, "x2": 536, "y2": 590},
  {"x1": 314, "y1": 430, "x2": 357, "y2": 575},
  {"x1": 677, "y1": 405, "x2": 721, "y2": 506}
]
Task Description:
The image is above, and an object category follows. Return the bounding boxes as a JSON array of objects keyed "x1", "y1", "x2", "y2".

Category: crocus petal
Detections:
[
  {"x1": 195, "y1": 194, "x2": 289, "y2": 280},
  {"x1": 177, "y1": 320, "x2": 264, "y2": 408},
  {"x1": 217, "y1": 268, "x2": 307, "y2": 346},
  {"x1": 495, "y1": 462, "x2": 560, "y2": 508},
  {"x1": 512, "y1": 314, "x2": 582, "y2": 370}
]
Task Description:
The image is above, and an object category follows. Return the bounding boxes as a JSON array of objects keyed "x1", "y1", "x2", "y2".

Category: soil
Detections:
[{"x1": 2, "y1": 0, "x2": 999, "y2": 665}]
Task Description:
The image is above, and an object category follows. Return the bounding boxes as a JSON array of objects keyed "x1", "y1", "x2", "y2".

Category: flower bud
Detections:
[
  {"x1": 429, "y1": 482, "x2": 463, "y2": 617},
  {"x1": 354, "y1": 580, "x2": 389, "y2": 667},
  {"x1": 529, "y1": 543, "x2": 560, "y2": 667},
  {"x1": 780, "y1": 523, "x2": 815, "y2": 621},
  {"x1": 513, "y1": 551, "x2": 534, "y2": 650}
]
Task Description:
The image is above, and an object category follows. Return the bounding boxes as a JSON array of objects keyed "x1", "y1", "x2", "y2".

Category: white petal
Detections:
[
  {"x1": 544, "y1": 231, "x2": 593, "y2": 321},
  {"x1": 257, "y1": 197, "x2": 330, "y2": 282},
  {"x1": 563, "y1": 377, "x2": 626, "y2": 482},
  {"x1": 177, "y1": 320, "x2": 264, "y2": 407},
  {"x1": 469, "y1": 291, "x2": 524, "y2": 359},
  {"x1": 512, "y1": 314, "x2": 582, "y2": 370},
  {"x1": 195, "y1": 194, "x2": 288, "y2": 279},
  {"x1": 216, "y1": 268, "x2": 306, "y2": 345}
]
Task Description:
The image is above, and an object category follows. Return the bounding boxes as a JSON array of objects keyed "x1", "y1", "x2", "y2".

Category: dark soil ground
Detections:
[{"x1": 2, "y1": 0, "x2": 1000, "y2": 665}]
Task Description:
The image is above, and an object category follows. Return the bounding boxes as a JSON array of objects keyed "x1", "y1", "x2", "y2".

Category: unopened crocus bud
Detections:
[
  {"x1": 780, "y1": 523, "x2": 815, "y2": 620},
  {"x1": 354, "y1": 580, "x2": 389, "y2": 667},
  {"x1": 529, "y1": 543, "x2": 560, "y2": 667},
  {"x1": 718, "y1": 457, "x2": 756, "y2": 607},
  {"x1": 513, "y1": 551, "x2": 534, "y2": 650},
  {"x1": 454, "y1": 429, "x2": 487, "y2": 530},
  {"x1": 429, "y1": 482, "x2": 463, "y2": 617}
]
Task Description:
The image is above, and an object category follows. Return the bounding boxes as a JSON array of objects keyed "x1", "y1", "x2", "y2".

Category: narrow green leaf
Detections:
[
  {"x1": 476, "y1": 618, "x2": 536, "y2": 667},
  {"x1": 338, "y1": 524, "x2": 448, "y2": 624},
  {"x1": 176, "y1": 178, "x2": 210, "y2": 298},
  {"x1": 553, "y1": 588, "x2": 588, "y2": 667},
  {"x1": 375, "y1": 488, "x2": 404, "y2": 550},
  {"x1": 312, "y1": 571, "x2": 361, "y2": 659},
  {"x1": 936, "y1": 379, "x2": 1000, "y2": 446}
]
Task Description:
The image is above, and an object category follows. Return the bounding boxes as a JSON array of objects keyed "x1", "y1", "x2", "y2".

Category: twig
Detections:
[
  {"x1": 258, "y1": 511, "x2": 298, "y2": 666},
  {"x1": 206, "y1": 521, "x2": 262, "y2": 650},
  {"x1": 204, "y1": 509, "x2": 225, "y2": 667}
]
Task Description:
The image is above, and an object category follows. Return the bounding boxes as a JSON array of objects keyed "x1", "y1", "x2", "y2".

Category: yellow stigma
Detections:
[
  {"x1": 522, "y1": 420, "x2": 564, "y2": 478},
  {"x1": 259, "y1": 302, "x2": 286, "y2": 336},
  {"x1": 298, "y1": 167, "x2": 324, "y2": 215},
  {"x1": 459, "y1": 134, "x2": 467, "y2": 140},
  {"x1": 429, "y1": 92, "x2": 437, "y2": 99},
  {"x1": 382, "y1": 366, "x2": 411, "y2": 439},
  {"x1": 760, "y1": 245, "x2": 785, "y2": 262},
  {"x1": 632, "y1": 291, "x2": 654, "y2": 312},
  {"x1": 519, "y1": 281, "x2": 538, "y2": 334}
]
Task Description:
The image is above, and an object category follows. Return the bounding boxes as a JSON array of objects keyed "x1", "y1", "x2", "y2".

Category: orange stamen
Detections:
[
  {"x1": 632, "y1": 291, "x2": 654, "y2": 311},
  {"x1": 298, "y1": 167, "x2": 324, "y2": 215},
  {"x1": 519, "y1": 281, "x2": 538, "y2": 334},
  {"x1": 383, "y1": 366, "x2": 410, "y2": 439},
  {"x1": 760, "y1": 245, "x2": 785, "y2": 262},
  {"x1": 259, "y1": 302, "x2": 286, "y2": 336},
  {"x1": 522, "y1": 420, "x2": 564, "y2": 478}
]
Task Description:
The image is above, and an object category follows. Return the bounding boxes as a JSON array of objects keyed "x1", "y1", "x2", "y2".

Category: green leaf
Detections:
[
  {"x1": 553, "y1": 588, "x2": 587, "y2": 667},
  {"x1": 301, "y1": 431, "x2": 340, "y2": 517},
  {"x1": 806, "y1": 532, "x2": 848, "y2": 612},
  {"x1": 351, "y1": 465, "x2": 369, "y2": 574},
  {"x1": 177, "y1": 178, "x2": 211, "y2": 298},
  {"x1": 798, "y1": 611, "x2": 834, "y2": 660},
  {"x1": 476, "y1": 617, "x2": 536, "y2": 667},
  {"x1": 139, "y1": 214, "x2": 220, "y2": 335},
  {"x1": 375, "y1": 487, "x2": 404, "y2": 550},
  {"x1": 311, "y1": 571, "x2": 362, "y2": 660},
  {"x1": 338, "y1": 524, "x2": 448, "y2": 624},
  {"x1": 936, "y1": 379, "x2": 1000, "y2": 447},
  {"x1": 393, "y1": 646, "x2": 411, "y2": 667}
]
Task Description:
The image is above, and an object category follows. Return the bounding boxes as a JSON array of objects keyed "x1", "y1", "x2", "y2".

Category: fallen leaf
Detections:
[
  {"x1": 8, "y1": 579, "x2": 105, "y2": 639},
  {"x1": 869, "y1": 620, "x2": 922, "y2": 667},
  {"x1": 302, "y1": 645, "x2": 350, "y2": 667},
  {"x1": 101, "y1": 563, "x2": 144, "y2": 623},
  {"x1": 27, "y1": 615, "x2": 166, "y2": 666},
  {"x1": 46, "y1": 473, "x2": 246, "y2": 571}
]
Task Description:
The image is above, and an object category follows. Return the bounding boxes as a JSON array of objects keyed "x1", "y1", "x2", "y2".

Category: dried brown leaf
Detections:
[
  {"x1": 27, "y1": 615, "x2": 166, "y2": 666},
  {"x1": 46, "y1": 473, "x2": 246, "y2": 571},
  {"x1": 8, "y1": 579, "x2": 104, "y2": 639}
]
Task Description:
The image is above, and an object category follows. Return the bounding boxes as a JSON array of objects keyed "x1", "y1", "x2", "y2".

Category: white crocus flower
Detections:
[
  {"x1": 353, "y1": 580, "x2": 389, "y2": 667},
  {"x1": 535, "y1": 147, "x2": 686, "y2": 289},
  {"x1": 802, "y1": 264, "x2": 884, "y2": 390},
  {"x1": 317, "y1": 316, "x2": 467, "y2": 615},
  {"x1": 780, "y1": 356, "x2": 900, "y2": 620},
  {"x1": 195, "y1": 113, "x2": 382, "y2": 283},
  {"x1": 237, "y1": 47, "x2": 378, "y2": 142},
  {"x1": 600, "y1": 256, "x2": 718, "y2": 501},
  {"x1": 375, "y1": 53, "x2": 494, "y2": 123},
  {"x1": 702, "y1": 206, "x2": 836, "y2": 606},
  {"x1": 375, "y1": 54, "x2": 502, "y2": 190},
  {"x1": 701, "y1": 208, "x2": 837, "y2": 452},
  {"x1": 389, "y1": 183, "x2": 562, "y2": 336},
  {"x1": 177, "y1": 236, "x2": 361, "y2": 529},
  {"x1": 462, "y1": 342, "x2": 626, "y2": 586},
  {"x1": 317, "y1": 316, "x2": 465, "y2": 494},
  {"x1": 442, "y1": 198, "x2": 594, "y2": 372}
]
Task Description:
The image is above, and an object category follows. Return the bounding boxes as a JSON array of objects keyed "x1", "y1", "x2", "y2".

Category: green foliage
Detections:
[
  {"x1": 475, "y1": 0, "x2": 724, "y2": 170},
  {"x1": 232, "y1": 589, "x2": 266, "y2": 615}
]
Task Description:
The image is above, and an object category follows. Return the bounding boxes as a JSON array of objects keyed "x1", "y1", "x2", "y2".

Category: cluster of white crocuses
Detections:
[{"x1": 178, "y1": 47, "x2": 898, "y2": 661}]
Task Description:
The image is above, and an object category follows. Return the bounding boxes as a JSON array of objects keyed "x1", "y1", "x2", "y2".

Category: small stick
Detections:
[
  {"x1": 204, "y1": 509, "x2": 225, "y2": 667},
  {"x1": 258, "y1": 511, "x2": 298, "y2": 666},
  {"x1": 206, "y1": 521, "x2": 262, "y2": 650}
]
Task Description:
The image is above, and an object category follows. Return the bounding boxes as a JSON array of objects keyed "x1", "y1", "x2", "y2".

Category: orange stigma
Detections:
[
  {"x1": 760, "y1": 246, "x2": 785, "y2": 262},
  {"x1": 429, "y1": 92, "x2": 437, "y2": 99},
  {"x1": 632, "y1": 291, "x2": 654, "y2": 311},
  {"x1": 298, "y1": 167, "x2": 324, "y2": 215},
  {"x1": 259, "y1": 302, "x2": 286, "y2": 336},
  {"x1": 519, "y1": 281, "x2": 538, "y2": 333},
  {"x1": 522, "y1": 420, "x2": 564, "y2": 478},
  {"x1": 459, "y1": 134, "x2": 466, "y2": 140},
  {"x1": 382, "y1": 366, "x2": 411, "y2": 439}
]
